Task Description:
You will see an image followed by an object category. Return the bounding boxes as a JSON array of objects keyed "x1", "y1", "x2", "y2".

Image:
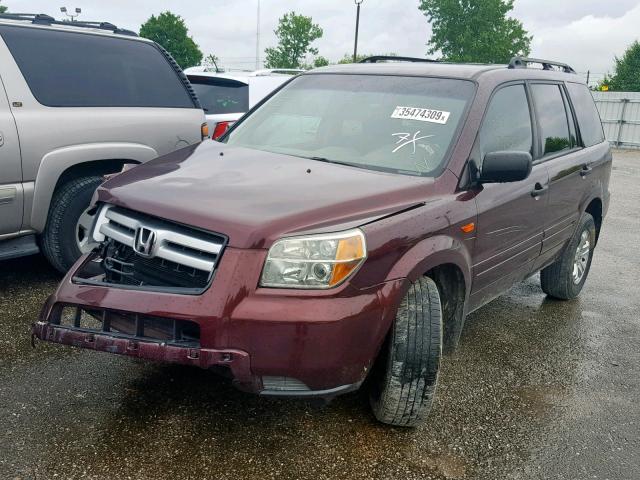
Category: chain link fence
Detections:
[{"x1": 592, "y1": 91, "x2": 640, "y2": 150}]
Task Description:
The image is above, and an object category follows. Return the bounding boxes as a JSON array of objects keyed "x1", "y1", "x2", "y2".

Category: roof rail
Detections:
[
  {"x1": 359, "y1": 55, "x2": 439, "y2": 64},
  {"x1": 0, "y1": 13, "x2": 138, "y2": 36},
  {"x1": 508, "y1": 56, "x2": 576, "y2": 74}
]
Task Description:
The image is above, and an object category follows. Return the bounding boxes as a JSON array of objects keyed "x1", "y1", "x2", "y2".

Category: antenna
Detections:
[{"x1": 255, "y1": 0, "x2": 261, "y2": 70}]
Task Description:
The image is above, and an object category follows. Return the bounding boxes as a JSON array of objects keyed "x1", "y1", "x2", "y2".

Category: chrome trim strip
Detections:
[{"x1": 0, "y1": 186, "x2": 17, "y2": 205}]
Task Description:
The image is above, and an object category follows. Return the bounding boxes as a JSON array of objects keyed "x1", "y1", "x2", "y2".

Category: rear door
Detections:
[
  {"x1": 530, "y1": 83, "x2": 589, "y2": 254},
  {"x1": 0, "y1": 70, "x2": 22, "y2": 234},
  {"x1": 470, "y1": 83, "x2": 549, "y2": 307}
]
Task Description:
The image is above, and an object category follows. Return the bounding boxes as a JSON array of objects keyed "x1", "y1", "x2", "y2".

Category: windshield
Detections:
[
  {"x1": 224, "y1": 74, "x2": 475, "y2": 176},
  {"x1": 189, "y1": 76, "x2": 249, "y2": 114}
]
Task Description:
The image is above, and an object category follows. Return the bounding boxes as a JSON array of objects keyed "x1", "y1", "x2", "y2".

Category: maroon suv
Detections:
[{"x1": 33, "y1": 57, "x2": 611, "y2": 427}]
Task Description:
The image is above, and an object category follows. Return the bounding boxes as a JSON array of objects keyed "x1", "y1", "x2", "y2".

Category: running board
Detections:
[{"x1": 0, "y1": 234, "x2": 40, "y2": 261}]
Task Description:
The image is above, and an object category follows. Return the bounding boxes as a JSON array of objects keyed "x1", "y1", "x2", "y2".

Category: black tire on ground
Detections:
[
  {"x1": 369, "y1": 276, "x2": 442, "y2": 427},
  {"x1": 540, "y1": 212, "x2": 597, "y2": 300},
  {"x1": 41, "y1": 176, "x2": 103, "y2": 273}
]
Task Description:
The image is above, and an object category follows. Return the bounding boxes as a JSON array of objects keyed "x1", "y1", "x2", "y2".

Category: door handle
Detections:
[
  {"x1": 531, "y1": 182, "x2": 548, "y2": 198},
  {"x1": 0, "y1": 131, "x2": 4, "y2": 147},
  {"x1": 580, "y1": 164, "x2": 593, "y2": 177}
]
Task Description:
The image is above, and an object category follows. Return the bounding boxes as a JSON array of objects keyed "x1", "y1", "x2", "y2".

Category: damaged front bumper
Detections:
[
  {"x1": 31, "y1": 249, "x2": 403, "y2": 398},
  {"x1": 31, "y1": 303, "x2": 260, "y2": 393}
]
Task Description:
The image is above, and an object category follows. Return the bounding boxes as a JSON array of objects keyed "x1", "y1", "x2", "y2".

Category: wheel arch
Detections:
[
  {"x1": 29, "y1": 143, "x2": 157, "y2": 232},
  {"x1": 584, "y1": 197, "x2": 603, "y2": 245},
  {"x1": 384, "y1": 234, "x2": 472, "y2": 352},
  {"x1": 425, "y1": 263, "x2": 467, "y2": 352}
]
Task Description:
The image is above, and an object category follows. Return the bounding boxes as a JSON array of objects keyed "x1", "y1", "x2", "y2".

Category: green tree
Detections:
[
  {"x1": 418, "y1": 0, "x2": 531, "y2": 63},
  {"x1": 607, "y1": 41, "x2": 640, "y2": 92},
  {"x1": 203, "y1": 54, "x2": 221, "y2": 71},
  {"x1": 139, "y1": 12, "x2": 202, "y2": 69},
  {"x1": 264, "y1": 12, "x2": 323, "y2": 69},
  {"x1": 313, "y1": 56, "x2": 329, "y2": 68},
  {"x1": 0, "y1": 1, "x2": 7, "y2": 13},
  {"x1": 301, "y1": 56, "x2": 330, "y2": 70}
]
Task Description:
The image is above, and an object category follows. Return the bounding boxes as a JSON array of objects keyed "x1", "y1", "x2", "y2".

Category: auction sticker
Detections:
[{"x1": 391, "y1": 106, "x2": 450, "y2": 124}]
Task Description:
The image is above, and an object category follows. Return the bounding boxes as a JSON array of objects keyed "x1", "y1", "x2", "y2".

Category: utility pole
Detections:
[
  {"x1": 353, "y1": 0, "x2": 364, "y2": 63},
  {"x1": 60, "y1": 6, "x2": 81, "y2": 21},
  {"x1": 255, "y1": 0, "x2": 261, "y2": 70}
]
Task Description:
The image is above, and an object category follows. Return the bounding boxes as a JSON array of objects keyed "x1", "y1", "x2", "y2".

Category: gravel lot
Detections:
[{"x1": 1, "y1": 150, "x2": 638, "y2": 480}]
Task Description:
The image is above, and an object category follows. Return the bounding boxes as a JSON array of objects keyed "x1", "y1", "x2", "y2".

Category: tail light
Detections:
[
  {"x1": 212, "y1": 121, "x2": 233, "y2": 140},
  {"x1": 201, "y1": 122, "x2": 209, "y2": 140}
]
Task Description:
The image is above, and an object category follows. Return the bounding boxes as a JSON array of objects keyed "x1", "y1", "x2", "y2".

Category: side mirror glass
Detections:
[{"x1": 479, "y1": 151, "x2": 532, "y2": 183}]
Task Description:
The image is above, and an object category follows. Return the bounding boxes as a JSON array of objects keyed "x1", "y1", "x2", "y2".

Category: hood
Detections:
[{"x1": 97, "y1": 141, "x2": 433, "y2": 248}]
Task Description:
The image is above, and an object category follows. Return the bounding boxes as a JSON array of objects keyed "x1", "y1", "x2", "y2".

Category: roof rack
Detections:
[
  {"x1": 359, "y1": 55, "x2": 439, "y2": 64},
  {"x1": 0, "y1": 13, "x2": 138, "y2": 36},
  {"x1": 508, "y1": 56, "x2": 576, "y2": 74}
]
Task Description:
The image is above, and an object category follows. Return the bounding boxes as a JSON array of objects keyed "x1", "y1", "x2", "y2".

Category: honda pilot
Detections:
[{"x1": 32, "y1": 57, "x2": 611, "y2": 427}]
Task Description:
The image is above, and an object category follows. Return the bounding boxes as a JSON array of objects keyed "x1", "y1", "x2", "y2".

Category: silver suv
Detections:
[{"x1": 0, "y1": 14, "x2": 207, "y2": 271}]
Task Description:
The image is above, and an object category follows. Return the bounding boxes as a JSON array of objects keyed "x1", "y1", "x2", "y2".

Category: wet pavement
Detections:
[{"x1": 1, "y1": 150, "x2": 639, "y2": 480}]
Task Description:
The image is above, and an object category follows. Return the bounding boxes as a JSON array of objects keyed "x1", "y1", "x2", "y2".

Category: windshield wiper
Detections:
[{"x1": 304, "y1": 156, "x2": 354, "y2": 167}]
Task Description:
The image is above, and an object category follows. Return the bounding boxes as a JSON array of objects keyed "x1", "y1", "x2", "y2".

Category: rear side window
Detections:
[
  {"x1": 0, "y1": 25, "x2": 195, "y2": 108},
  {"x1": 480, "y1": 84, "x2": 533, "y2": 159},
  {"x1": 531, "y1": 84, "x2": 572, "y2": 156},
  {"x1": 189, "y1": 76, "x2": 249, "y2": 114},
  {"x1": 566, "y1": 83, "x2": 605, "y2": 147}
]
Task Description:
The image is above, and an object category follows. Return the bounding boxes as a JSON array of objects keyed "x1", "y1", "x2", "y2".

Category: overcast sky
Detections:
[{"x1": 7, "y1": 0, "x2": 640, "y2": 82}]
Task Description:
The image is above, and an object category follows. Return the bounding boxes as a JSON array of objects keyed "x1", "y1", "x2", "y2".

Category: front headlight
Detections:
[{"x1": 260, "y1": 229, "x2": 367, "y2": 289}]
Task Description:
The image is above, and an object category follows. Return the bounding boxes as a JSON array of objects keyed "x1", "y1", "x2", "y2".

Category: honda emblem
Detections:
[{"x1": 134, "y1": 227, "x2": 156, "y2": 257}]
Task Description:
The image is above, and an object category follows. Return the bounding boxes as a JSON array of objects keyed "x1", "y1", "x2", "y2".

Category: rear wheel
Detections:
[
  {"x1": 41, "y1": 176, "x2": 103, "y2": 273},
  {"x1": 540, "y1": 213, "x2": 596, "y2": 300},
  {"x1": 369, "y1": 276, "x2": 442, "y2": 427}
]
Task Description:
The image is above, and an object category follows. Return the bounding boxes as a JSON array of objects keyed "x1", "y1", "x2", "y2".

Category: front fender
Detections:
[
  {"x1": 357, "y1": 233, "x2": 473, "y2": 352},
  {"x1": 30, "y1": 142, "x2": 158, "y2": 232},
  {"x1": 386, "y1": 234, "x2": 472, "y2": 296}
]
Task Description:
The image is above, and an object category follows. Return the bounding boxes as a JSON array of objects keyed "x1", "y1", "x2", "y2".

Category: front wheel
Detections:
[
  {"x1": 369, "y1": 276, "x2": 442, "y2": 427},
  {"x1": 540, "y1": 212, "x2": 597, "y2": 300},
  {"x1": 41, "y1": 176, "x2": 103, "y2": 273}
]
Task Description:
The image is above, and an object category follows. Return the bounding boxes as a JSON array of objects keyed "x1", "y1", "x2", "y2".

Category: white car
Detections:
[{"x1": 185, "y1": 67, "x2": 303, "y2": 139}]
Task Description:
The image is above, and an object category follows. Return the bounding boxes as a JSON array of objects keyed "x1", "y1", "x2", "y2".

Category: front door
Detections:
[
  {"x1": 0, "y1": 74, "x2": 22, "y2": 235},
  {"x1": 469, "y1": 83, "x2": 549, "y2": 310}
]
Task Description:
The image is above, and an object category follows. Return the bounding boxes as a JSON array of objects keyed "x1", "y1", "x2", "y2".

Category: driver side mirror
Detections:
[{"x1": 478, "y1": 151, "x2": 532, "y2": 183}]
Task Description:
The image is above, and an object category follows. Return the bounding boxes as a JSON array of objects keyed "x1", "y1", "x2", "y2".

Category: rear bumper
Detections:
[{"x1": 32, "y1": 249, "x2": 404, "y2": 397}]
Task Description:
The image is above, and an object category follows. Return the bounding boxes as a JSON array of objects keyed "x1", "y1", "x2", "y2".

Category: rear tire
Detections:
[
  {"x1": 369, "y1": 276, "x2": 442, "y2": 427},
  {"x1": 540, "y1": 213, "x2": 596, "y2": 300},
  {"x1": 41, "y1": 176, "x2": 103, "y2": 273}
]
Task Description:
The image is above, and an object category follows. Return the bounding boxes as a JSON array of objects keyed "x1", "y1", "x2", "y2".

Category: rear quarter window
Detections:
[
  {"x1": 0, "y1": 25, "x2": 195, "y2": 108},
  {"x1": 566, "y1": 83, "x2": 605, "y2": 147}
]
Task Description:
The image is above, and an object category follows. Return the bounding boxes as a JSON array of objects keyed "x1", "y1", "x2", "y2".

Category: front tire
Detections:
[
  {"x1": 540, "y1": 212, "x2": 596, "y2": 300},
  {"x1": 41, "y1": 176, "x2": 103, "y2": 273},
  {"x1": 369, "y1": 276, "x2": 442, "y2": 427}
]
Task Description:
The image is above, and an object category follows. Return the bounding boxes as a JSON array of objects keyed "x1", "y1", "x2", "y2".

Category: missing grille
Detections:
[{"x1": 55, "y1": 305, "x2": 200, "y2": 346}]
